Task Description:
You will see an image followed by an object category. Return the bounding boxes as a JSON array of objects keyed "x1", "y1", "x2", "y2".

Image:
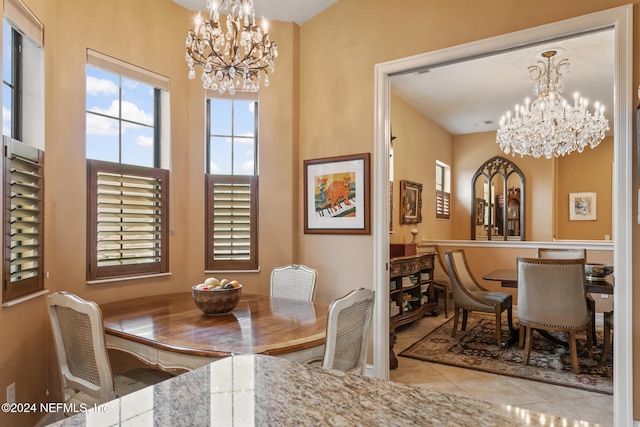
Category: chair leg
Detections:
[
  {"x1": 518, "y1": 324, "x2": 525, "y2": 348},
  {"x1": 506, "y1": 307, "x2": 514, "y2": 335},
  {"x1": 587, "y1": 297, "x2": 596, "y2": 346},
  {"x1": 461, "y1": 310, "x2": 468, "y2": 331},
  {"x1": 443, "y1": 286, "x2": 450, "y2": 318},
  {"x1": 568, "y1": 330, "x2": 580, "y2": 375},
  {"x1": 523, "y1": 326, "x2": 533, "y2": 366},
  {"x1": 601, "y1": 322, "x2": 612, "y2": 363},
  {"x1": 495, "y1": 311, "x2": 502, "y2": 347},
  {"x1": 451, "y1": 306, "x2": 460, "y2": 338}
]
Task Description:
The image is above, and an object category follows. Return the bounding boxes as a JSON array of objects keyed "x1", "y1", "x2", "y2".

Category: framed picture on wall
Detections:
[
  {"x1": 569, "y1": 192, "x2": 597, "y2": 221},
  {"x1": 303, "y1": 153, "x2": 370, "y2": 234},
  {"x1": 400, "y1": 180, "x2": 422, "y2": 224}
]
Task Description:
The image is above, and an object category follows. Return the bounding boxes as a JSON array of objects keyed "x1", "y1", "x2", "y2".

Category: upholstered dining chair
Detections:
[
  {"x1": 536, "y1": 247, "x2": 596, "y2": 343},
  {"x1": 419, "y1": 244, "x2": 451, "y2": 317},
  {"x1": 48, "y1": 292, "x2": 173, "y2": 415},
  {"x1": 536, "y1": 247, "x2": 586, "y2": 259},
  {"x1": 319, "y1": 288, "x2": 375, "y2": 375},
  {"x1": 445, "y1": 250, "x2": 514, "y2": 347},
  {"x1": 270, "y1": 264, "x2": 318, "y2": 302},
  {"x1": 516, "y1": 257, "x2": 593, "y2": 374}
]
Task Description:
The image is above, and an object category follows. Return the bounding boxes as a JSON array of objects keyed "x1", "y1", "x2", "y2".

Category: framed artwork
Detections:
[
  {"x1": 304, "y1": 153, "x2": 370, "y2": 234},
  {"x1": 400, "y1": 180, "x2": 422, "y2": 224},
  {"x1": 475, "y1": 198, "x2": 486, "y2": 225},
  {"x1": 569, "y1": 192, "x2": 597, "y2": 221}
]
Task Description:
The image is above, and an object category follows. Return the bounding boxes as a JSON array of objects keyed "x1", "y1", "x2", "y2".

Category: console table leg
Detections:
[{"x1": 389, "y1": 329, "x2": 398, "y2": 369}]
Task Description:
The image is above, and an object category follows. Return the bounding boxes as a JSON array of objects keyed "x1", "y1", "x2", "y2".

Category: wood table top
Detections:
[
  {"x1": 100, "y1": 292, "x2": 329, "y2": 358},
  {"x1": 483, "y1": 269, "x2": 614, "y2": 294}
]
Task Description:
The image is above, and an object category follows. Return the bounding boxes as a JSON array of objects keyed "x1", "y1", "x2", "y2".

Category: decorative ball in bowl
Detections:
[
  {"x1": 192, "y1": 278, "x2": 242, "y2": 315},
  {"x1": 584, "y1": 263, "x2": 614, "y2": 281}
]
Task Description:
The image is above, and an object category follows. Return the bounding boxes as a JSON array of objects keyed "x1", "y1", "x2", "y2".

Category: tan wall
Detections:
[
  {"x1": 0, "y1": 1, "x2": 636, "y2": 426},
  {"x1": 557, "y1": 136, "x2": 614, "y2": 240},
  {"x1": 390, "y1": 94, "x2": 453, "y2": 242},
  {"x1": 0, "y1": 1, "x2": 299, "y2": 426}
]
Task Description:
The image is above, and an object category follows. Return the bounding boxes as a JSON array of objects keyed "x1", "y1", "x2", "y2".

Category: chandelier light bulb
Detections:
[
  {"x1": 185, "y1": 0, "x2": 278, "y2": 94},
  {"x1": 496, "y1": 50, "x2": 609, "y2": 158}
]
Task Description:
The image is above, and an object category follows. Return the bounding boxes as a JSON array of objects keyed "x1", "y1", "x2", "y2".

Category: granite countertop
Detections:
[{"x1": 49, "y1": 354, "x2": 601, "y2": 426}]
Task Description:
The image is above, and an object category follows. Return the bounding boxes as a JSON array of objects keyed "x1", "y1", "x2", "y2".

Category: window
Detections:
[
  {"x1": 3, "y1": 21, "x2": 22, "y2": 139},
  {"x1": 435, "y1": 161, "x2": 450, "y2": 219},
  {"x1": 2, "y1": 1, "x2": 44, "y2": 304},
  {"x1": 205, "y1": 97, "x2": 258, "y2": 271},
  {"x1": 85, "y1": 51, "x2": 170, "y2": 282}
]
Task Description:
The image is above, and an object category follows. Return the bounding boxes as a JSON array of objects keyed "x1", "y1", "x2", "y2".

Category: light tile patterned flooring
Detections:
[{"x1": 389, "y1": 307, "x2": 613, "y2": 427}]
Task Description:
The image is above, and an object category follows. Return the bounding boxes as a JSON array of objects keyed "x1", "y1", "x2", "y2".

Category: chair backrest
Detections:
[
  {"x1": 418, "y1": 244, "x2": 449, "y2": 284},
  {"x1": 536, "y1": 248, "x2": 586, "y2": 260},
  {"x1": 445, "y1": 249, "x2": 487, "y2": 303},
  {"x1": 322, "y1": 288, "x2": 375, "y2": 374},
  {"x1": 270, "y1": 264, "x2": 318, "y2": 301},
  {"x1": 516, "y1": 257, "x2": 590, "y2": 327},
  {"x1": 47, "y1": 292, "x2": 116, "y2": 404}
]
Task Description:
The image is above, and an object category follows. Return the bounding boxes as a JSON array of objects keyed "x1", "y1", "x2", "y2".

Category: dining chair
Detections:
[
  {"x1": 320, "y1": 288, "x2": 375, "y2": 374},
  {"x1": 418, "y1": 244, "x2": 451, "y2": 317},
  {"x1": 47, "y1": 292, "x2": 173, "y2": 415},
  {"x1": 536, "y1": 248, "x2": 586, "y2": 259},
  {"x1": 445, "y1": 249, "x2": 514, "y2": 347},
  {"x1": 536, "y1": 247, "x2": 596, "y2": 343},
  {"x1": 516, "y1": 257, "x2": 593, "y2": 374},
  {"x1": 270, "y1": 264, "x2": 318, "y2": 302},
  {"x1": 601, "y1": 310, "x2": 613, "y2": 363}
]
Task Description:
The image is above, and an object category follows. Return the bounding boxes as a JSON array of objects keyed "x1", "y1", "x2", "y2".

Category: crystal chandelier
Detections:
[
  {"x1": 185, "y1": 0, "x2": 278, "y2": 94},
  {"x1": 496, "y1": 50, "x2": 609, "y2": 158}
]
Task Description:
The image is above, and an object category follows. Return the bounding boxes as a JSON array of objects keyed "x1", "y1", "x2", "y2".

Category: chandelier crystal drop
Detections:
[
  {"x1": 496, "y1": 50, "x2": 609, "y2": 159},
  {"x1": 185, "y1": 0, "x2": 278, "y2": 94}
]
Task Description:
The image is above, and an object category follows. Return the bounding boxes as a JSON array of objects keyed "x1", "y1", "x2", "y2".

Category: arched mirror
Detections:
[{"x1": 471, "y1": 156, "x2": 525, "y2": 240}]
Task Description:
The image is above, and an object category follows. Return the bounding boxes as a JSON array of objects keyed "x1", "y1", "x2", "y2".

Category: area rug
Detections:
[{"x1": 399, "y1": 313, "x2": 613, "y2": 394}]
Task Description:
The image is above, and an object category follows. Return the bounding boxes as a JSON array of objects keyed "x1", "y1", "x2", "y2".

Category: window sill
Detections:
[
  {"x1": 87, "y1": 272, "x2": 172, "y2": 285},
  {"x1": 204, "y1": 268, "x2": 261, "y2": 274},
  {"x1": 2, "y1": 289, "x2": 49, "y2": 307}
]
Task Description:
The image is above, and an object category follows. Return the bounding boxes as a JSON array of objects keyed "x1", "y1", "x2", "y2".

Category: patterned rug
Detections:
[{"x1": 399, "y1": 313, "x2": 613, "y2": 394}]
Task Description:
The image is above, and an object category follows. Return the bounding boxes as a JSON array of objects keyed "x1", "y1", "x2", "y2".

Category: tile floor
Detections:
[{"x1": 389, "y1": 310, "x2": 613, "y2": 427}]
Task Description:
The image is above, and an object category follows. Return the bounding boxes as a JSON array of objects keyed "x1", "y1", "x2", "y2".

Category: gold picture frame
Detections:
[{"x1": 400, "y1": 180, "x2": 422, "y2": 224}]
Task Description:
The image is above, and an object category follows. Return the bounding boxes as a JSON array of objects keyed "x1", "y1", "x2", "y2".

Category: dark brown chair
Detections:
[
  {"x1": 445, "y1": 250, "x2": 514, "y2": 347},
  {"x1": 517, "y1": 257, "x2": 593, "y2": 374}
]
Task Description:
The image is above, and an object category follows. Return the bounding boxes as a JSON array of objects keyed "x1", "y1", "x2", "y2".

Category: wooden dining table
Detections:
[
  {"x1": 100, "y1": 292, "x2": 329, "y2": 371},
  {"x1": 483, "y1": 269, "x2": 614, "y2": 295}
]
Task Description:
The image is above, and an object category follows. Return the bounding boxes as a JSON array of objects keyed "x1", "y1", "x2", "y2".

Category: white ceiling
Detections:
[
  {"x1": 172, "y1": 0, "x2": 339, "y2": 25},
  {"x1": 391, "y1": 29, "x2": 615, "y2": 136}
]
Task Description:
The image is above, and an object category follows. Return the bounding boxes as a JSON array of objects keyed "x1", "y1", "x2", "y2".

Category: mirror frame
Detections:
[
  {"x1": 471, "y1": 156, "x2": 525, "y2": 240},
  {"x1": 373, "y1": 6, "x2": 632, "y2": 424}
]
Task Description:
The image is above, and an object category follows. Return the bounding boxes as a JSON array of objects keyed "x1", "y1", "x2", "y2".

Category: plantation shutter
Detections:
[
  {"x1": 206, "y1": 174, "x2": 258, "y2": 270},
  {"x1": 436, "y1": 190, "x2": 450, "y2": 219},
  {"x1": 3, "y1": 137, "x2": 44, "y2": 302},
  {"x1": 87, "y1": 160, "x2": 169, "y2": 281}
]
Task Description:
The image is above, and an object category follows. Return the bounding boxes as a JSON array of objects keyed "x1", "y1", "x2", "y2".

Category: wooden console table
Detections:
[{"x1": 389, "y1": 253, "x2": 438, "y2": 368}]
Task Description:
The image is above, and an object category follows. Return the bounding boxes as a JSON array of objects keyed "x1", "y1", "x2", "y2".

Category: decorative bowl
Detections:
[
  {"x1": 192, "y1": 285, "x2": 242, "y2": 315},
  {"x1": 584, "y1": 263, "x2": 614, "y2": 281}
]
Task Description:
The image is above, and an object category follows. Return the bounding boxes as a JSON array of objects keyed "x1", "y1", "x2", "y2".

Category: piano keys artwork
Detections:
[
  {"x1": 315, "y1": 173, "x2": 356, "y2": 218},
  {"x1": 304, "y1": 153, "x2": 370, "y2": 235}
]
